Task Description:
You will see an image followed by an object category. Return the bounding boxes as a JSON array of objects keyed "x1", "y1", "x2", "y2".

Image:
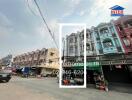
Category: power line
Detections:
[
  {"x1": 27, "y1": 0, "x2": 37, "y2": 17},
  {"x1": 33, "y1": 0, "x2": 58, "y2": 49}
]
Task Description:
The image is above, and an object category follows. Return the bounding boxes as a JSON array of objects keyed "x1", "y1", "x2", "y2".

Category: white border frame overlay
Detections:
[{"x1": 59, "y1": 23, "x2": 86, "y2": 88}]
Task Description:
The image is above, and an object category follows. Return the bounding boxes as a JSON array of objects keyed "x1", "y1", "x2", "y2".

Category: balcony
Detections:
[
  {"x1": 86, "y1": 51, "x2": 94, "y2": 56},
  {"x1": 69, "y1": 42, "x2": 77, "y2": 46},
  {"x1": 100, "y1": 33, "x2": 112, "y2": 39},
  {"x1": 103, "y1": 47, "x2": 117, "y2": 54}
]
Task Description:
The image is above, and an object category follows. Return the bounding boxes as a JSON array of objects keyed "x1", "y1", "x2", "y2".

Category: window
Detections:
[
  {"x1": 91, "y1": 43, "x2": 94, "y2": 51},
  {"x1": 86, "y1": 43, "x2": 90, "y2": 50},
  {"x1": 69, "y1": 38, "x2": 73, "y2": 43},
  {"x1": 49, "y1": 60, "x2": 53, "y2": 63},
  {"x1": 97, "y1": 42, "x2": 102, "y2": 49},
  {"x1": 50, "y1": 52, "x2": 54, "y2": 56},
  {"x1": 75, "y1": 37, "x2": 77, "y2": 42},
  {"x1": 114, "y1": 38, "x2": 120, "y2": 47},
  {"x1": 69, "y1": 46, "x2": 74, "y2": 53},
  {"x1": 123, "y1": 38, "x2": 131, "y2": 47},
  {"x1": 110, "y1": 26, "x2": 114, "y2": 33},
  {"x1": 86, "y1": 33, "x2": 89, "y2": 38},
  {"x1": 103, "y1": 39, "x2": 113, "y2": 48},
  {"x1": 100, "y1": 27, "x2": 109, "y2": 34},
  {"x1": 81, "y1": 45, "x2": 84, "y2": 51},
  {"x1": 94, "y1": 31, "x2": 99, "y2": 37}
]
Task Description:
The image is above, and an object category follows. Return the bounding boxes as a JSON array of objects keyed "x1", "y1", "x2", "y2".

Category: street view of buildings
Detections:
[
  {"x1": 0, "y1": 48, "x2": 59, "y2": 77},
  {"x1": 62, "y1": 15, "x2": 132, "y2": 89},
  {"x1": 0, "y1": 15, "x2": 132, "y2": 89},
  {"x1": 0, "y1": 0, "x2": 132, "y2": 100},
  {"x1": 0, "y1": 15, "x2": 132, "y2": 88}
]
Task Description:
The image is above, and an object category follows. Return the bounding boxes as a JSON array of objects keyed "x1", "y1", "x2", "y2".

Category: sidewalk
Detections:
[{"x1": 109, "y1": 82, "x2": 132, "y2": 93}]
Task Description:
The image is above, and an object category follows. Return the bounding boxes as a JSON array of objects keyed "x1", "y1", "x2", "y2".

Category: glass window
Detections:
[
  {"x1": 86, "y1": 43, "x2": 90, "y2": 50},
  {"x1": 50, "y1": 52, "x2": 54, "y2": 56},
  {"x1": 97, "y1": 42, "x2": 102, "y2": 49},
  {"x1": 69, "y1": 46, "x2": 74, "y2": 53},
  {"x1": 69, "y1": 38, "x2": 73, "y2": 43},
  {"x1": 95, "y1": 31, "x2": 99, "y2": 37},
  {"x1": 103, "y1": 39, "x2": 113, "y2": 48},
  {"x1": 100, "y1": 27, "x2": 109, "y2": 34},
  {"x1": 114, "y1": 39, "x2": 120, "y2": 47},
  {"x1": 86, "y1": 33, "x2": 89, "y2": 38}
]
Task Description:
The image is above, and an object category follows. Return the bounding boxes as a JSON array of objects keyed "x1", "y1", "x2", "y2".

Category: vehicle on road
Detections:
[{"x1": 0, "y1": 72, "x2": 11, "y2": 82}]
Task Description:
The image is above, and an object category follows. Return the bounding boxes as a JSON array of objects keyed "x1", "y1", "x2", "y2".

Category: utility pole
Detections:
[{"x1": 62, "y1": 37, "x2": 65, "y2": 63}]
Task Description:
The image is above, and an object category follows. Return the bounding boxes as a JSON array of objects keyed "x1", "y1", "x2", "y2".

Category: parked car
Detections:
[{"x1": 0, "y1": 72, "x2": 11, "y2": 82}]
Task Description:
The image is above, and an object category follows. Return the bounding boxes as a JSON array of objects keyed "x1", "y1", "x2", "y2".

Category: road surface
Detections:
[{"x1": 0, "y1": 76, "x2": 132, "y2": 100}]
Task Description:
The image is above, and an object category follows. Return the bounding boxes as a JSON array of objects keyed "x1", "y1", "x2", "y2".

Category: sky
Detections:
[{"x1": 0, "y1": 0, "x2": 132, "y2": 58}]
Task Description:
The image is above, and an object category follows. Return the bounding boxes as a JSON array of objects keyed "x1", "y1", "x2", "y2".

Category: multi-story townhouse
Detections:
[
  {"x1": 65, "y1": 29, "x2": 96, "y2": 62},
  {"x1": 40, "y1": 48, "x2": 59, "y2": 76},
  {"x1": 91, "y1": 22, "x2": 123, "y2": 55},
  {"x1": 114, "y1": 15, "x2": 132, "y2": 53},
  {"x1": 86, "y1": 29, "x2": 96, "y2": 56},
  {"x1": 13, "y1": 48, "x2": 59, "y2": 76},
  {"x1": 66, "y1": 33, "x2": 78, "y2": 57}
]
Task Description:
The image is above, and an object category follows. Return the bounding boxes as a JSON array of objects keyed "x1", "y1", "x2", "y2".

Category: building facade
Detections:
[
  {"x1": 114, "y1": 15, "x2": 132, "y2": 53},
  {"x1": 40, "y1": 48, "x2": 59, "y2": 75},
  {"x1": 0, "y1": 55, "x2": 12, "y2": 68},
  {"x1": 62, "y1": 15, "x2": 132, "y2": 86},
  {"x1": 92, "y1": 22, "x2": 123, "y2": 55},
  {"x1": 65, "y1": 29, "x2": 96, "y2": 60},
  {"x1": 13, "y1": 48, "x2": 59, "y2": 75}
]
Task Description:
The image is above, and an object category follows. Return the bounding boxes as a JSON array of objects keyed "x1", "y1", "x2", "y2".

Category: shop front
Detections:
[
  {"x1": 62, "y1": 62, "x2": 102, "y2": 85},
  {"x1": 102, "y1": 65, "x2": 132, "y2": 84}
]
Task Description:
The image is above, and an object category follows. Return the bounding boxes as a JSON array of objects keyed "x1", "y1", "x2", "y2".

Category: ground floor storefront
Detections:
[
  {"x1": 15, "y1": 66, "x2": 59, "y2": 77},
  {"x1": 62, "y1": 62, "x2": 102, "y2": 86},
  {"x1": 102, "y1": 65, "x2": 132, "y2": 84},
  {"x1": 62, "y1": 63, "x2": 132, "y2": 91}
]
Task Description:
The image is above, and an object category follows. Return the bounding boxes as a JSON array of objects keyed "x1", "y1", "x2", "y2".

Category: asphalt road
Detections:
[{"x1": 0, "y1": 76, "x2": 132, "y2": 100}]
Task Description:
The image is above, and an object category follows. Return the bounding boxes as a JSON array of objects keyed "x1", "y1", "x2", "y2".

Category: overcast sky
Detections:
[{"x1": 0, "y1": 0, "x2": 132, "y2": 58}]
